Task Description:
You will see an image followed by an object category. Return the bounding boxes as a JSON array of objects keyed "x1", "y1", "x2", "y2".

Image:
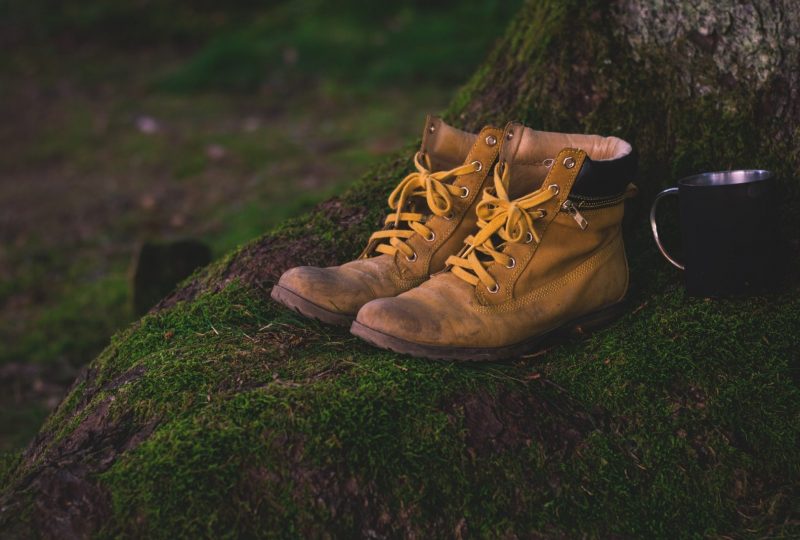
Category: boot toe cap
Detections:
[
  {"x1": 276, "y1": 266, "x2": 371, "y2": 316},
  {"x1": 356, "y1": 296, "x2": 442, "y2": 345}
]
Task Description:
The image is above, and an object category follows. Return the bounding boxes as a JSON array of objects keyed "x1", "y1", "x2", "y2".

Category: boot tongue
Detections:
[
  {"x1": 411, "y1": 115, "x2": 484, "y2": 215},
  {"x1": 378, "y1": 118, "x2": 478, "y2": 245},
  {"x1": 498, "y1": 123, "x2": 560, "y2": 198},
  {"x1": 420, "y1": 115, "x2": 478, "y2": 172}
]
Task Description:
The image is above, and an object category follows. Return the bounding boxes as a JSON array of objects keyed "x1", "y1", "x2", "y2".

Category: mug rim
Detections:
[{"x1": 678, "y1": 169, "x2": 773, "y2": 188}]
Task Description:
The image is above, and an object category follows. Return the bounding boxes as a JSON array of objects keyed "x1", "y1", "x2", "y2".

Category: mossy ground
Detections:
[
  {"x1": 9, "y1": 147, "x2": 796, "y2": 535},
  {"x1": 23, "y1": 233, "x2": 798, "y2": 537}
]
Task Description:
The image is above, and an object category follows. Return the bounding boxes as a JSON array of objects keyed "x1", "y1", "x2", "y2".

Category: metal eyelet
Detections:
[
  {"x1": 444, "y1": 212, "x2": 454, "y2": 220},
  {"x1": 538, "y1": 209, "x2": 548, "y2": 218},
  {"x1": 406, "y1": 252, "x2": 417, "y2": 262},
  {"x1": 506, "y1": 131, "x2": 514, "y2": 140},
  {"x1": 425, "y1": 231, "x2": 436, "y2": 242},
  {"x1": 543, "y1": 158, "x2": 554, "y2": 168},
  {"x1": 487, "y1": 283, "x2": 500, "y2": 293},
  {"x1": 428, "y1": 124, "x2": 436, "y2": 133},
  {"x1": 485, "y1": 135, "x2": 497, "y2": 147},
  {"x1": 505, "y1": 257, "x2": 516, "y2": 269},
  {"x1": 549, "y1": 184, "x2": 560, "y2": 195},
  {"x1": 460, "y1": 186, "x2": 470, "y2": 198},
  {"x1": 563, "y1": 156, "x2": 576, "y2": 169},
  {"x1": 471, "y1": 160, "x2": 482, "y2": 172},
  {"x1": 524, "y1": 232, "x2": 534, "y2": 244}
]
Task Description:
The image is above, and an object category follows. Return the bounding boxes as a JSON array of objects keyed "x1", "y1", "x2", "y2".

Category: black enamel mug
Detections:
[{"x1": 650, "y1": 170, "x2": 776, "y2": 297}]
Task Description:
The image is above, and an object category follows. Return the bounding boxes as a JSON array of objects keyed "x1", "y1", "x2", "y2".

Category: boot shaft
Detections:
[
  {"x1": 454, "y1": 123, "x2": 637, "y2": 307},
  {"x1": 498, "y1": 123, "x2": 635, "y2": 199},
  {"x1": 420, "y1": 116, "x2": 478, "y2": 171}
]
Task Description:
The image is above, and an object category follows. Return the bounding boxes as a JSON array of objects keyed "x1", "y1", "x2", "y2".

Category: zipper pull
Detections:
[{"x1": 561, "y1": 200, "x2": 588, "y2": 230}]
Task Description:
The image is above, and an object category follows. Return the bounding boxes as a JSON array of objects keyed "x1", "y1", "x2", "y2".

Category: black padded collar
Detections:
[{"x1": 571, "y1": 146, "x2": 638, "y2": 198}]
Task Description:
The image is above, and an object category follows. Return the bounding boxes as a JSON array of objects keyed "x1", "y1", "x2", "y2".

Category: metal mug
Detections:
[{"x1": 650, "y1": 170, "x2": 776, "y2": 297}]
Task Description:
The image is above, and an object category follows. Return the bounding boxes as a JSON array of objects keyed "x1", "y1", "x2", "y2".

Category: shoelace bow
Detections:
[
  {"x1": 446, "y1": 164, "x2": 559, "y2": 291},
  {"x1": 365, "y1": 152, "x2": 480, "y2": 259}
]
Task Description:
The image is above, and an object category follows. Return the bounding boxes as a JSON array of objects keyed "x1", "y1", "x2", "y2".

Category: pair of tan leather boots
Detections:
[{"x1": 272, "y1": 116, "x2": 637, "y2": 361}]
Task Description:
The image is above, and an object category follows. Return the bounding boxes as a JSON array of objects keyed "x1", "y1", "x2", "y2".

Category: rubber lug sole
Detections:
[
  {"x1": 350, "y1": 301, "x2": 627, "y2": 362},
  {"x1": 270, "y1": 284, "x2": 355, "y2": 327}
]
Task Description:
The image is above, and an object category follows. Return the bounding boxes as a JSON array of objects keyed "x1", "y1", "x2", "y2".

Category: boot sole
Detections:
[
  {"x1": 350, "y1": 301, "x2": 627, "y2": 362},
  {"x1": 270, "y1": 284, "x2": 355, "y2": 327}
]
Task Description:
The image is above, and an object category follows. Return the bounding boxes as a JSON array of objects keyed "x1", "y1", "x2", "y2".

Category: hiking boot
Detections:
[
  {"x1": 351, "y1": 123, "x2": 637, "y2": 360},
  {"x1": 271, "y1": 116, "x2": 503, "y2": 326}
]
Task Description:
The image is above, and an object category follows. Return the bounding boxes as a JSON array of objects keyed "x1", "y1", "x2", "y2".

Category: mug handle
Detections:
[{"x1": 649, "y1": 187, "x2": 685, "y2": 270}]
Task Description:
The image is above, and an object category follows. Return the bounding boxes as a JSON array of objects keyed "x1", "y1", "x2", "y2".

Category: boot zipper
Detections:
[
  {"x1": 569, "y1": 192, "x2": 628, "y2": 209},
  {"x1": 561, "y1": 200, "x2": 589, "y2": 230},
  {"x1": 569, "y1": 185, "x2": 637, "y2": 209},
  {"x1": 560, "y1": 190, "x2": 631, "y2": 229}
]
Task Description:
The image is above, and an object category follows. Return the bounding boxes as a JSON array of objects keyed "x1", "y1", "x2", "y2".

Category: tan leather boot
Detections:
[
  {"x1": 271, "y1": 116, "x2": 503, "y2": 326},
  {"x1": 352, "y1": 123, "x2": 637, "y2": 360}
]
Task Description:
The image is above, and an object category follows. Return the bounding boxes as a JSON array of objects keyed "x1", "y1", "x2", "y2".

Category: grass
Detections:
[
  {"x1": 4, "y1": 273, "x2": 129, "y2": 367},
  {"x1": 158, "y1": 0, "x2": 521, "y2": 93}
]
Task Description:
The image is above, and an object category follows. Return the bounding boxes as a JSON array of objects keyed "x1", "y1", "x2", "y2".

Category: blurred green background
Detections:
[{"x1": 0, "y1": 0, "x2": 520, "y2": 451}]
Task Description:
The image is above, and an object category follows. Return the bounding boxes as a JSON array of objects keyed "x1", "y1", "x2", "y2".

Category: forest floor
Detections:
[{"x1": 0, "y1": 0, "x2": 518, "y2": 452}]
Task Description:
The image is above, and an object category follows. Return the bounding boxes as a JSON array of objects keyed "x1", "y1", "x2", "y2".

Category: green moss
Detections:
[
  {"x1": 446, "y1": 0, "x2": 570, "y2": 127},
  {"x1": 89, "y1": 272, "x2": 798, "y2": 537}
]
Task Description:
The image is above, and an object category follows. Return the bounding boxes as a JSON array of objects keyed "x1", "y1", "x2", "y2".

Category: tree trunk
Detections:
[{"x1": 2, "y1": 1, "x2": 798, "y2": 538}]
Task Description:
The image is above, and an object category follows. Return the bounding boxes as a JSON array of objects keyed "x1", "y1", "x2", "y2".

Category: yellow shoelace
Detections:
[
  {"x1": 365, "y1": 152, "x2": 481, "y2": 259},
  {"x1": 447, "y1": 165, "x2": 559, "y2": 291}
]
